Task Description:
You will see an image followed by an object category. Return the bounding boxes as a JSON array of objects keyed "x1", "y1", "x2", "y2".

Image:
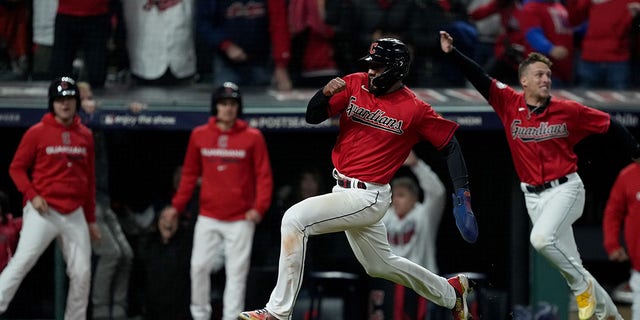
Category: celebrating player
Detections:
[
  {"x1": 239, "y1": 38, "x2": 478, "y2": 320},
  {"x1": 440, "y1": 30, "x2": 640, "y2": 320},
  {"x1": 2, "y1": 76, "x2": 101, "y2": 319}
]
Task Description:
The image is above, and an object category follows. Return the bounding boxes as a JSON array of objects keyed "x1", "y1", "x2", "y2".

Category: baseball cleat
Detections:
[
  {"x1": 452, "y1": 188, "x2": 479, "y2": 243},
  {"x1": 576, "y1": 279, "x2": 596, "y2": 320},
  {"x1": 448, "y1": 273, "x2": 471, "y2": 320},
  {"x1": 238, "y1": 308, "x2": 276, "y2": 320}
]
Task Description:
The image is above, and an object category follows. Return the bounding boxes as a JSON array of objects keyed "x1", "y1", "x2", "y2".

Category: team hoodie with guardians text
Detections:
[
  {"x1": 171, "y1": 117, "x2": 273, "y2": 221},
  {"x1": 9, "y1": 113, "x2": 96, "y2": 223}
]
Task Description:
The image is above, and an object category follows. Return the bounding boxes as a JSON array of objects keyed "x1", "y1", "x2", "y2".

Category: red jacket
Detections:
[
  {"x1": 603, "y1": 162, "x2": 640, "y2": 271},
  {"x1": 57, "y1": 0, "x2": 109, "y2": 16},
  {"x1": 567, "y1": 0, "x2": 635, "y2": 62},
  {"x1": 469, "y1": 0, "x2": 526, "y2": 68},
  {"x1": 9, "y1": 113, "x2": 96, "y2": 222},
  {"x1": 172, "y1": 118, "x2": 273, "y2": 221},
  {"x1": 519, "y1": 0, "x2": 574, "y2": 82}
]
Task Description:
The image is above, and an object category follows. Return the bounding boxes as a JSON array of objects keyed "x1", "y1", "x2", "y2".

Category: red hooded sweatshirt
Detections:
[
  {"x1": 172, "y1": 117, "x2": 273, "y2": 221},
  {"x1": 9, "y1": 113, "x2": 96, "y2": 223},
  {"x1": 603, "y1": 162, "x2": 640, "y2": 271},
  {"x1": 567, "y1": 0, "x2": 635, "y2": 62}
]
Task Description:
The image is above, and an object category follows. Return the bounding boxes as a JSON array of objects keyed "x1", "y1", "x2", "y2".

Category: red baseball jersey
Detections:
[
  {"x1": 603, "y1": 162, "x2": 640, "y2": 271},
  {"x1": 327, "y1": 73, "x2": 459, "y2": 184},
  {"x1": 172, "y1": 117, "x2": 273, "y2": 221},
  {"x1": 9, "y1": 113, "x2": 96, "y2": 222},
  {"x1": 488, "y1": 79, "x2": 610, "y2": 185}
]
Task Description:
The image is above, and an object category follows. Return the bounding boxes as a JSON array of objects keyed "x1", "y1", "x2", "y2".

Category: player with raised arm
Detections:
[
  {"x1": 239, "y1": 38, "x2": 478, "y2": 320},
  {"x1": 440, "y1": 30, "x2": 640, "y2": 320}
]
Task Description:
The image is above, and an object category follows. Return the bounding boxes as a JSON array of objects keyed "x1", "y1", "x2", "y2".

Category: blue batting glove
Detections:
[{"x1": 452, "y1": 188, "x2": 478, "y2": 243}]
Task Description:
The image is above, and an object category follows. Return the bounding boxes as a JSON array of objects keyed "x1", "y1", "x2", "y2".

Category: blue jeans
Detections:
[
  {"x1": 577, "y1": 59, "x2": 631, "y2": 89},
  {"x1": 213, "y1": 53, "x2": 272, "y2": 87}
]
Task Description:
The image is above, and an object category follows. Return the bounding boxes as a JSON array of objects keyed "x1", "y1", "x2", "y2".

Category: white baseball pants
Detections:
[
  {"x1": 630, "y1": 270, "x2": 640, "y2": 320},
  {"x1": 190, "y1": 215, "x2": 255, "y2": 320},
  {"x1": 523, "y1": 173, "x2": 621, "y2": 319},
  {"x1": 0, "y1": 201, "x2": 91, "y2": 320},
  {"x1": 265, "y1": 176, "x2": 457, "y2": 320}
]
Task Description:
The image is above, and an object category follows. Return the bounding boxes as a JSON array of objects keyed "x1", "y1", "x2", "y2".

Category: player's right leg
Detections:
[
  {"x1": 525, "y1": 177, "x2": 596, "y2": 320},
  {"x1": 344, "y1": 222, "x2": 469, "y2": 318},
  {"x1": 242, "y1": 185, "x2": 391, "y2": 320},
  {"x1": 0, "y1": 201, "x2": 58, "y2": 313}
]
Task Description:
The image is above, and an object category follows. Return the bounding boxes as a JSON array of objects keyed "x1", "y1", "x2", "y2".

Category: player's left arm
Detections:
[
  {"x1": 439, "y1": 137, "x2": 469, "y2": 191},
  {"x1": 439, "y1": 136, "x2": 479, "y2": 243}
]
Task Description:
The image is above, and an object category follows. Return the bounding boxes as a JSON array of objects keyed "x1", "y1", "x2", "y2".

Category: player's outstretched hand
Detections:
[
  {"x1": 451, "y1": 188, "x2": 478, "y2": 243},
  {"x1": 440, "y1": 31, "x2": 454, "y2": 53}
]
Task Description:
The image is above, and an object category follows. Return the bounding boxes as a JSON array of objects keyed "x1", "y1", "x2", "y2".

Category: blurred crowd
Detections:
[{"x1": 0, "y1": 0, "x2": 639, "y2": 90}]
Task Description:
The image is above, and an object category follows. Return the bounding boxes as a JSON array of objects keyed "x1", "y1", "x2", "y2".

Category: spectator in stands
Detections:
[
  {"x1": 50, "y1": 0, "x2": 111, "y2": 88},
  {"x1": 77, "y1": 81, "x2": 134, "y2": 320},
  {"x1": 469, "y1": 0, "x2": 526, "y2": 85},
  {"x1": 567, "y1": 0, "x2": 640, "y2": 89},
  {"x1": 0, "y1": 191, "x2": 22, "y2": 272},
  {"x1": 385, "y1": 151, "x2": 446, "y2": 280},
  {"x1": 0, "y1": 0, "x2": 28, "y2": 80},
  {"x1": 135, "y1": 165, "x2": 195, "y2": 320},
  {"x1": 410, "y1": 0, "x2": 477, "y2": 87},
  {"x1": 288, "y1": 0, "x2": 340, "y2": 87},
  {"x1": 31, "y1": 0, "x2": 58, "y2": 80},
  {"x1": 327, "y1": 0, "x2": 422, "y2": 83},
  {"x1": 518, "y1": 0, "x2": 574, "y2": 86},
  {"x1": 196, "y1": 0, "x2": 292, "y2": 91},
  {"x1": 467, "y1": 0, "x2": 502, "y2": 70},
  {"x1": 159, "y1": 82, "x2": 273, "y2": 320},
  {"x1": 122, "y1": 0, "x2": 197, "y2": 85}
]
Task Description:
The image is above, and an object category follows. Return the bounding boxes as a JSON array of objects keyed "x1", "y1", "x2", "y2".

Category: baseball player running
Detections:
[
  {"x1": 440, "y1": 30, "x2": 640, "y2": 320},
  {"x1": 239, "y1": 38, "x2": 478, "y2": 320},
  {"x1": 2, "y1": 76, "x2": 101, "y2": 319}
]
